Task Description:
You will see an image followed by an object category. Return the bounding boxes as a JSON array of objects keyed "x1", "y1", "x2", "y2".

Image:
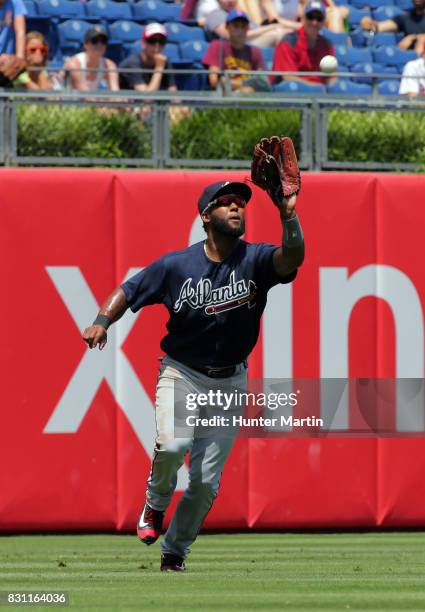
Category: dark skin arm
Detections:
[
  {"x1": 272, "y1": 194, "x2": 305, "y2": 277},
  {"x1": 82, "y1": 287, "x2": 128, "y2": 350}
]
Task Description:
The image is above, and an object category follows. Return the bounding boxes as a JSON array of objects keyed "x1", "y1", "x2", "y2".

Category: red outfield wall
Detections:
[{"x1": 1, "y1": 168, "x2": 425, "y2": 531}]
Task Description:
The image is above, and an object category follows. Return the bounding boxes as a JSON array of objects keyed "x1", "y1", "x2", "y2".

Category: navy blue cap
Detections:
[
  {"x1": 304, "y1": 1, "x2": 325, "y2": 16},
  {"x1": 226, "y1": 9, "x2": 249, "y2": 24},
  {"x1": 198, "y1": 181, "x2": 252, "y2": 215}
]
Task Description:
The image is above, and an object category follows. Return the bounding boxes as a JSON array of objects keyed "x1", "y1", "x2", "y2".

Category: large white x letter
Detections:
[{"x1": 44, "y1": 266, "x2": 188, "y2": 488}]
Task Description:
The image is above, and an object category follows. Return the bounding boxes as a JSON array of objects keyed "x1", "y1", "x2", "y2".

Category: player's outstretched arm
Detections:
[
  {"x1": 82, "y1": 287, "x2": 128, "y2": 350},
  {"x1": 272, "y1": 193, "x2": 304, "y2": 277}
]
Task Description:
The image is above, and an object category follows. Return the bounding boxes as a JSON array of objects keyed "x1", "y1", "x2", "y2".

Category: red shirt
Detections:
[
  {"x1": 203, "y1": 40, "x2": 265, "y2": 82},
  {"x1": 272, "y1": 27, "x2": 334, "y2": 84}
]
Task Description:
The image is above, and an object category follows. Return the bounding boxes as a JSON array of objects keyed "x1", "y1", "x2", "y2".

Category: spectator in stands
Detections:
[
  {"x1": 360, "y1": 0, "x2": 425, "y2": 54},
  {"x1": 65, "y1": 26, "x2": 119, "y2": 92},
  {"x1": 119, "y1": 23, "x2": 177, "y2": 93},
  {"x1": 399, "y1": 40, "x2": 425, "y2": 96},
  {"x1": 182, "y1": 0, "x2": 265, "y2": 24},
  {"x1": 271, "y1": 0, "x2": 337, "y2": 85},
  {"x1": 205, "y1": 0, "x2": 288, "y2": 47},
  {"x1": 203, "y1": 9, "x2": 269, "y2": 93},
  {"x1": 0, "y1": 0, "x2": 26, "y2": 58},
  {"x1": 19, "y1": 31, "x2": 53, "y2": 89}
]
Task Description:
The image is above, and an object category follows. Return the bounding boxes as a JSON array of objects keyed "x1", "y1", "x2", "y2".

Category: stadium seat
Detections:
[
  {"x1": 38, "y1": 0, "x2": 86, "y2": 21},
  {"x1": 23, "y1": 0, "x2": 38, "y2": 17},
  {"x1": 348, "y1": 7, "x2": 371, "y2": 28},
  {"x1": 85, "y1": 0, "x2": 132, "y2": 22},
  {"x1": 132, "y1": 0, "x2": 181, "y2": 23},
  {"x1": 105, "y1": 41, "x2": 124, "y2": 64},
  {"x1": 373, "y1": 46, "x2": 418, "y2": 68},
  {"x1": 350, "y1": 61, "x2": 384, "y2": 84},
  {"x1": 395, "y1": 0, "x2": 413, "y2": 8},
  {"x1": 327, "y1": 79, "x2": 372, "y2": 95},
  {"x1": 335, "y1": 45, "x2": 372, "y2": 66},
  {"x1": 377, "y1": 79, "x2": 401, "y2": 95},
  {"x1": 372, "y1": 32, "x2": 397, "y2": 47},
  {"x1": 108, "y1": 20, "x2": 143, "y2": 43},
  {"x1": 258, "y1": 45, "x2": 274, "y2": 70},
  {"x1": 333, "y1": 0, "x2": 351, "y2": 5},
  {"x1": 164, "y1": 22, "x2": 205, "y2": 43},
  {"x1": 352, "y1": 0, "x2": 393, "y2": 7},
  {"x1": 57, "y1": 19, "x2": 93, "y2": 53},
  {"x1": 272, "y1": 80, "x2": 326, "y2": 94},
  {"x1": 321, "y1": 28, "x2": 350, "y2": 46},
  {"x1": 179, "y1": 39, "x2": 208, "y2": 63},
  {"x1": 350, "y1": 28, "x2": 367, "y2": 47},
  {"x1": 372, "y1": 5, "x2": 403, "y2": 21}
]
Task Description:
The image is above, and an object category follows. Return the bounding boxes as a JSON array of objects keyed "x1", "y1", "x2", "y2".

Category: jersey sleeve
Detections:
[
  {"x1": 252, "y1": 46, "x2": 266, "y2": 71},
  {"x1": 121, "y1": 257, "x2": 168, "y2": 312},
  {"x1": 254, "y1": 243, "x2": 297, "y2": 290},
  {"x1": 202, "y1": 40, "x2": 220, "y2": 67}
]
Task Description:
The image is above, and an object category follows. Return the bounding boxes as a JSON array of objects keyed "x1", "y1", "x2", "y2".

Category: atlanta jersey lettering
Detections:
[{"x1": 121, "y1": 240, "x2": 296, "y2": 367}]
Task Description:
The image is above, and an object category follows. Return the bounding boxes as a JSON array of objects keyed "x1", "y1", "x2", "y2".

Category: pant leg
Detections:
[
  {"x1": 160, "y1": 359, "x2": 248, "y2": 558},
  {"x1": 160, "y1": 434, "x2": 235, "y2": 558},
  {"x1": 146, "y1": 361, "x2": 193, "y2": 512}
]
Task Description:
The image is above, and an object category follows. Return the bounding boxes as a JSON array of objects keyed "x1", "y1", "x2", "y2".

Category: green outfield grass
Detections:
[{"x1": 2, "y1": 532, "x2": 425, "y2": 611}]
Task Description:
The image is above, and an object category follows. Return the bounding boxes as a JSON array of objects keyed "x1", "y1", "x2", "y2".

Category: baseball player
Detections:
[{"x1": 82, "y1": 137, "x2": 304, "y2": 572}]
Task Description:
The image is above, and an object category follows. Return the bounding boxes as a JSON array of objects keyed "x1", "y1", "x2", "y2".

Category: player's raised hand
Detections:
[
  {"x1": 82, "y1": 325, "x2": 108, "y2": 350},
  {"x1": 276, "y1": 193, "x2": 297, "y2": 219}
]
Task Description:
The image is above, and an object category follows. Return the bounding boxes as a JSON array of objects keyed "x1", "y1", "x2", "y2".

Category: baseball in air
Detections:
[{"x1": 319, "y1": 55, "x2": 338, "y2": 74}]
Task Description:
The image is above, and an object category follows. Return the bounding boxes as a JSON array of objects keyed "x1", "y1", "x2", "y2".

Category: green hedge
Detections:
[
  {"x1": 17, "y1": 105, "x2": 151, "y2": 159},
  {"x1": 16, "y1": 104, "x2": 425, "y2": 169}
]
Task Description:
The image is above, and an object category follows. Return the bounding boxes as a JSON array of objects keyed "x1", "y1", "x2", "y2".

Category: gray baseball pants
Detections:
[{"x1": 146, "y1": 355, "x2": 247, "y2": 559}]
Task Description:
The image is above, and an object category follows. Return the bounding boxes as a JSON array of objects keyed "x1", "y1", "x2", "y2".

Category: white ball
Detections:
[{"x1": 319, "y1": 55, "x2": 338, "y2": 74}]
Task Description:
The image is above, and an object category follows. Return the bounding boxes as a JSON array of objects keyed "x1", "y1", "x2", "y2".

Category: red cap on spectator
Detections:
[{"x1": 143, "y1": 23, "x2": 167, "y2": 41}]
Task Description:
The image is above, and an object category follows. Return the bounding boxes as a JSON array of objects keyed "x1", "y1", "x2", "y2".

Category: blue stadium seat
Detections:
[
  {"x1": 23, "y1": 0, "x2": 38, "y2": 17},
  {"x1": 348, "y1": 7, "x2": 371, "y2": 27},
  {"x1": 258, "y1": 45, "x2": 274, "y2": 70},
  {"x1": 352, "y1": 0, "x2": 393, "y2": 7},
  {"x1": 321, "y1": 28, "x2": 350, "y2": 46},
  {"x1": 333, "y1": 0, "x2": 351, "y2": 5},
  {"x1": 373, "y1": 46, "x2": 418, "y2": 68},
  {"x1": 164, "y1": 22, "x2": 205, "y2": 43},
  {"x1": 372, "y1": 5, "x2": 403, "y2": 21},
  {"x1": 85, "y1": 0, "x2": 132, "y2": 22},
  {"x1": 350, "y1": 28, "x2": 367, "y2": 47},
  {"x1": 108, "y1": 20, "x2": 143, "y2": 43},
  {"x1": 272, "y1": 80, "x2": 326, "y2": 94},
  {"x1": 105, "y1": 41, "x2": 124, "y2": 64},
  {"x1": 327, "y1": 79, "x2": 372, "y2": 95},
  {"x1": 350, "y1": 61, "x2": 384, "y2": 84},
  {"x1": 372, "y1": 32, "x2": 397, "y2": 47},
  {"x1": 335, "y1": 45, "x2": 372, "y2": 66},
  {"x1": 179, "y1": 39, "x2": 208, "y2": 63},
  {"x1": 38, "y1": 0, "x2": 86, "y2": 21},
  {"x1": 132, "y1": 0, "x2": 181, "y2": 23},
  {"x1": 57, "y1": 19, "x2": 92, "y2": 53},
  {"x1": 378, "y1": 79, "x2": 401, "y2": 95},
  {"x1": 395, "y1": 0, "x2": 413, "y2": 8}
]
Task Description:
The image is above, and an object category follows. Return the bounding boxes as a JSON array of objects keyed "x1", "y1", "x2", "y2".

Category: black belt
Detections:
[{"x1": 188, "y1": 364, "x2": 237, "y2": 378}]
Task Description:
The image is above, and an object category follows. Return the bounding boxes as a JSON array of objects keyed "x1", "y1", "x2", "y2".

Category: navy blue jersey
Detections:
[{"x1": 121, "y1": 240, "x2": 297, "y2": 367}]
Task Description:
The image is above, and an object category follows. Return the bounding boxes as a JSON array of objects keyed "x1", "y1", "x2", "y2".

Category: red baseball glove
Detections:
[{"x1": 251, "y1": 136, "x2": 301, "y2": 207}]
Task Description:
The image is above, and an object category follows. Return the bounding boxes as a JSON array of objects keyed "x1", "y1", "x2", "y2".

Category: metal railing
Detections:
[{"x1": 2, "y1": 68, "x2": 425, "y2": 171}]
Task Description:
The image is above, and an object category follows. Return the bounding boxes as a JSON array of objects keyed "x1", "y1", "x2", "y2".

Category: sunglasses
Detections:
[
  {"x1": 89, "y1": 37, "x2": 108, "y2": 45},
  {"x1": 146, "y1": 37, "x2": 166, "y2": 45},
  {"x1": 27, "y1": 45, "x2": 47, "y2": 54},
  {"x1": 306, "y1": 12, "x2": 325, "y2": 22},
  {"x1": 214, "y1": 195, "x2": 247, "y2": 207}
]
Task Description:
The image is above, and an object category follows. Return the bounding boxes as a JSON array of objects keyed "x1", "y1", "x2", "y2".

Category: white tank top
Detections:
[{"x1": 75, "y1": 52, "x2": 107, "y2": 91}]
